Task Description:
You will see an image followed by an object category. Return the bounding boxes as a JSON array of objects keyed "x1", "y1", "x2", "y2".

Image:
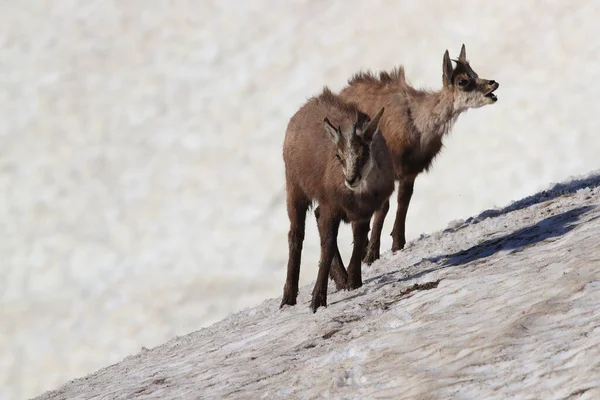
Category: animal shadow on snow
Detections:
[
  {"x1": 448, "y1": 173, "x2": 600, "y2": 230},
  {"x1": 439, "y1": 205, "x2": 594, "y2": 267},
  {"x1": 364, "y1": 205, "x2": 595, "y2": 292}
]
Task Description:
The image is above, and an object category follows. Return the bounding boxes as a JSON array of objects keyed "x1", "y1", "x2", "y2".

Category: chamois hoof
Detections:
[
  {"x1": 363, "y1": 246, "x2": 380, "y2": 265},
  {"x1": 280, "y1": 288, "x2": 298, "y2": 308},
  {"x1": 346, "y1": 279, "x2": 363, "y2": 291},
  {"x1": 330, "y1": 276, "x2": 347, "y2": 292},
  {"x1": 280, "y1": 296, "x2": 297, "y2": 308},
  {"x1": 329, "y1": 268, "x2": 348, "y2": 291},
  {"x1": 310, "y1": 291, "x2": 327, "y2": 313},
  {"x1": 391, "y1": 239, "x2": 406, "y2": 252}
]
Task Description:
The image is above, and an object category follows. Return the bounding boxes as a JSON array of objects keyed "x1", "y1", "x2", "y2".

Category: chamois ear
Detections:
[
  {"x1": 442, "y1": 50, "x2": 453, "y2": 87},
  {"x1": 361, "y1": 106, "x2": 385, "y2": 142},
  {"x1": 323, "y1": 117, "x2": 341, "y2": 144},
  {"x1": 458, "y1": 43, "x2": 467, "y2": 62}
]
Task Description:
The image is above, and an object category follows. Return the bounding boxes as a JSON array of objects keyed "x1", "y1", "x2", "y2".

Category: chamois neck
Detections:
[{"x1": 409, "y1": 89, "x2": 464, "y2": 142}]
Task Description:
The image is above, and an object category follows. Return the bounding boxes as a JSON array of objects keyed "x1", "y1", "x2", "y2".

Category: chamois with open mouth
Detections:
[{"x1": 338, "y1": 44, "x2": 499, "y2": 264}]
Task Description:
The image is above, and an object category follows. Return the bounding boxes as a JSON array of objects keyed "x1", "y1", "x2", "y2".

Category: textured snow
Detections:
[
  {"x1": 3, "y1": 1, "x2": 600, "y2": 398},
  {"x1": 34, "y1": 173, "x2": 600, "y2": 399}
]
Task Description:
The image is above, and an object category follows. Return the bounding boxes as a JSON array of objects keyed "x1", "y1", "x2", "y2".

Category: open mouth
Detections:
[
  {"x1": 484, "y1": 89, "x2": 498, "y2": 102},
  {"x1": 484, "y1": 84, "x2": 499, "y2": 102}
]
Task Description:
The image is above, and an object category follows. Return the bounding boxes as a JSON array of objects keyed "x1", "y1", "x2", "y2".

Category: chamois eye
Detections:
[
  {"x1": 457, "y1": 79, "x2": 469, "y2": 87},
  {"x1": 335, "y1": 154, "x2": 342, "y2": 162}
]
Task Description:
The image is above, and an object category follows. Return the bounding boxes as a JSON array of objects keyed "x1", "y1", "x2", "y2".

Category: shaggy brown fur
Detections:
[
  {"x1": 339, "y1": 44, "x2": 499, "y2": 263},
  {"x1": 280, "y1": 87, "x2": 394, "y2": 312}
]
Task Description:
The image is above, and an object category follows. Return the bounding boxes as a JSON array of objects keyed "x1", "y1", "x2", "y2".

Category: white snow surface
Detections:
[
  {"x1": 3, "y1": 1, "x2": 600, "y2": 398},
  {"x1": 35, "y1": 174, "x2": 600, "y2": 399}
]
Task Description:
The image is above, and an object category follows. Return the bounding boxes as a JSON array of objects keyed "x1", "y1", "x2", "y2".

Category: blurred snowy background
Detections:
[{"x1": 1, "y1": 1, "x2": 600, "y2": 398}]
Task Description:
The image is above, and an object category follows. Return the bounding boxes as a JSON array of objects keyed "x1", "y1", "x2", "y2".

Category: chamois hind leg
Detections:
[
  {"x1": 363, "y1": 199, "x2": 390, "y2": 265},
  {"x1": 311, "y1": 206, "x2": 341, "y2": 313},
  {"x1": 280, "y1": 187, "x2": 309, "y2": 308},
  {"x1": 347, "y1": 219, "x2": 370, "y2": 290},
  {"x1": 315, "y1": 206, "x2": 348, "y2": 290},
  {"x1": 391, "y1": 179, "x2": 415, "y2": 252}
]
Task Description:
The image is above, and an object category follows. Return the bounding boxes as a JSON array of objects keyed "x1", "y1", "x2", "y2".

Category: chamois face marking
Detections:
[
  {"x1": 442, "y1": 44, "x2": 499, "y2": 110},
  {"x1": 324, "y1": 107, "x2": 385, "y2": 192}
]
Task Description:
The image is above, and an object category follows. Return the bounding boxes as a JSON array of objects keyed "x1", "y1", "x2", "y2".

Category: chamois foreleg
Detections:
[
  {"x1": 391, "y1": 179, "x2": 414, "y2": 252},
  {"x1": 311, "y1": 207, "x2": 341, "y2": 313},
  {"x1": 280, "y1": 188, "x2": 309, "y2": 308},
  {"x1": 315, "y1": 206, "x2": 347, "y2": 290},
  {"x1": 347, "y1": 219, "x2": 370, "y2": 290},
  {"x1": 363, "y1": 199, "x2": 390, "y2": 265}
]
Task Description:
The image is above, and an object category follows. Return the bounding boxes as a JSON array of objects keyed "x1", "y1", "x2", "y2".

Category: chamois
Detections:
[
  {"x1": 280, "y1": 88, "x2": 394, "y2": 313},
  {"x1": 339, "y1": 44, "x2": 499, "y2": 264}
]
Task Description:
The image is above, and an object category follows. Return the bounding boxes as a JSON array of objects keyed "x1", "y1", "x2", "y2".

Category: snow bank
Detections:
[{"x1": 35, "y1": 173, "x2": 600, "y2": 399}]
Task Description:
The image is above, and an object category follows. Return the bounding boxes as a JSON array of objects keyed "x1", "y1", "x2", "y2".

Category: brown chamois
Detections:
[
  {"x1": 280, "y1": 87, "x2": 394, "y2": 313},
  {"x1": 338, "y1": 44, "x2": 499, "y2": 264}
]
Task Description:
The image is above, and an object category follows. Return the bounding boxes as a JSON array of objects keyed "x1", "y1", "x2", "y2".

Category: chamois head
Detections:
[
  {"x1": 442, "y1": 44, "x2": 499, "y2": 110},
  {"x1": 323, "y1": 106, "x2": 385, "y2": 191}
]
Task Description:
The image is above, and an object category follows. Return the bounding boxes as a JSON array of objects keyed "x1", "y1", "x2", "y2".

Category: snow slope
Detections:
[
  {"x1": 34, "y1": 173, "x2": 600, "y2": 399},
  {"x1": 3, "y1": 1, "x2": 600, "y2": 398}
]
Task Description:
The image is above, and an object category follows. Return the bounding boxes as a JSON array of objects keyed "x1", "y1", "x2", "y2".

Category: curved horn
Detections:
[
  {"x1": 458, "y1": 43, "x2": 467, "y2": 61},
  {"x1": 361, "y1": 106, "x2": 385, "y2": 141},
  {"x1": 443, "y1": 50, "x2": 453, "y2": 86}
]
